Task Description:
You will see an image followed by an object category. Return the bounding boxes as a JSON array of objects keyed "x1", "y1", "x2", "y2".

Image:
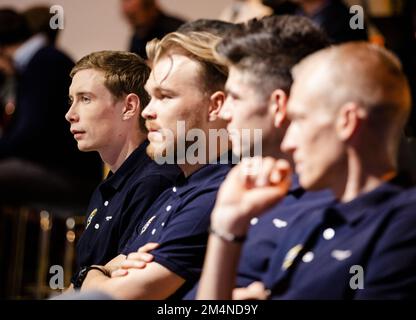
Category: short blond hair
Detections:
[{"x1": 146, "y1": 31, "x2": 228, "y2": 94}]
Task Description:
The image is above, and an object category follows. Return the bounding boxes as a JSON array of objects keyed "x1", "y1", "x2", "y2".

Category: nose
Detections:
[
  {"x1": 218, "y1": 96, "x2": 232, "y2": 122},
  {"x1": 65, "y1": 102, "x2": 78, "y2": 123},
  {"x1": 141, "y1": 100, "x2": 157, "y2": 120},
  {"x1": 281, "y1": 123, "x2": 296, "y2": 155}
]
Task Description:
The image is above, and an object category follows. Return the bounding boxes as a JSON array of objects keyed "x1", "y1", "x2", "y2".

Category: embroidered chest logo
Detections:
[
  {"x1": 282, "y1": 244, "x2": 303, "y2": 271},
  {"x1": 86, "y1": 208, "x2": 98, "y2": 229},
  {"x1": 140, "y1": 215, "x2": 157, "y2": 235}
]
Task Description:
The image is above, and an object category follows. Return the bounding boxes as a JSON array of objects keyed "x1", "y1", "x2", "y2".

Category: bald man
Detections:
[{"x1": 198, "y1": 42, "x2": 416, "y2": 299}]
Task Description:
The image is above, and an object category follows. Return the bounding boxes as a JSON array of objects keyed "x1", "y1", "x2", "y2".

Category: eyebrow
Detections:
[
  {"x1": 145, "y1": 84, "x2": 176, "y2": 96},
  {"x1": 68, "y1": 91, "x2": 95, "y2": 99},
  {"x1": 225, "y1": 86, "x2": 239, "y2": 98}
]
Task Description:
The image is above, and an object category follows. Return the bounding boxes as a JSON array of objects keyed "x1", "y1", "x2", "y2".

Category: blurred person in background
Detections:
[
  {"x1": 219, "y1": 0, "x2": 273, "y2": 23},
  {"x1": 120, "y1": 0, "x2": 185, "y2": 59},
  {"x1": 0, "y1": 8, "x2": 102, "y2": 206},
  {"x1": 291, "y1": 0, "x2": 368, "y2": 43}
]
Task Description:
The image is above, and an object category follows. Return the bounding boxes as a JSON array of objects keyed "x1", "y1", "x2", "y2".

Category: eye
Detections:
[
  {"x1": 227, "y1": 92, "x2": 239, "y2": 101},
  {"x1": 81, "y1": 95, "x2": 91, "y2": 104},
  {"x1": 160, "y1": 94, "x2": 173, "y2": 100},
  {"x1": 68, "y1": 97, "x2": 73, "y2": 106}
]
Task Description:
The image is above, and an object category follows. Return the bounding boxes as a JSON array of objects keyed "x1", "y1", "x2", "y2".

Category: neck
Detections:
[
  {"x1": 334, "y1": 149, "x2": 396, "y2": 203},
  {"x1": 178, "y1": 162, "x2": 205, "y2": 178},
  {"x1": 101, "y1": 130, "x2": 147, "y2": 173},
  {"x1": 300, "y1": 0, "x2": 327, "y2": 16},
  {"x1": 262, "y1": 130, "x2": 292, "y2": 164},
  {"x1": 178, "y1": 132, "x2": 230, "y2": 178}
]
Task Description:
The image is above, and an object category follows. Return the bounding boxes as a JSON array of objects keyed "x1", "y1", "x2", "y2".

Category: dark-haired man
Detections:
[{"x1": 199, "y1": 42, "x2": 416, "y2": 299}]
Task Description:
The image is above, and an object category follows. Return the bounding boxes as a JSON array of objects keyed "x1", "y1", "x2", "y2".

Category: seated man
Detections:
[
  {"x1": 70, "y1": 31, "x2": 232, "y2": 299},
  {"x1": 109, "y1": 16, "x2": 333, "y2": 298},
  {"x1": 170, "y1": 15, "x2": 333, "y2": 299},
  {"x1": 198, "y1": 42, "x2": 416, "y2": 299},
  {"x1": 66, "y1": 51, "x2": 181, "y2": 286}
]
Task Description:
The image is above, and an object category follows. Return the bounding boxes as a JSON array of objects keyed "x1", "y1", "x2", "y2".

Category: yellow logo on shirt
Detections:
[
  {"x1": 86, "y1": 208, "x2": 98, "y2": 229},
  {"x1": 140, "y1": 215, "x2": 157, "y2": 235},
  {"x1": 282, "y1": 244, "x2": 303, "y2": 271}
]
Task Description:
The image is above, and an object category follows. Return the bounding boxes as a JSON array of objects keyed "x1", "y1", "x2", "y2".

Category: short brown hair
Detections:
[
  {"x1": 216, "y1": 15, "x2": 329, "y2": 96},
  {"x1": 146, "y1": 31, "x2": 228, "y2": 94},
  {"x1": 71, "y1": 50, "x2": 150, "y2": 131}
]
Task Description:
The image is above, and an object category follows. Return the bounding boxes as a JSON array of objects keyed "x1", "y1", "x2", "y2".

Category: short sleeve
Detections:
[
  {"x1": 149, "y1": 191, "x2": 216, "y2": 282},
  {"x1": 117, "y1": 175, "x2": 175, "y2": 251}
]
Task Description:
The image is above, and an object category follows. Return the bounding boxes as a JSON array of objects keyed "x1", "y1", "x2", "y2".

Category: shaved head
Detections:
[{"x1": 292, "y1": 42, "x2": 411, "y2": 159}]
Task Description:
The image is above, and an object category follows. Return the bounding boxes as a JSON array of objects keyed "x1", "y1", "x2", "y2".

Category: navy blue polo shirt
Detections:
[
  {"x1": 183, "y1": 175, "x2": 334, "y2": 299},
  {"x1": 236, "y1": 179, "x2": 334, "y2": 287},
  {"x1": 263, "y1": 181, "x2": 416, "y2": 299},
  {"x1": 122, "y1": 159, "x2": 233, "y2": 299},
  {"x1": 71, "y1": 141, "x2": 181, "y2": 284}
]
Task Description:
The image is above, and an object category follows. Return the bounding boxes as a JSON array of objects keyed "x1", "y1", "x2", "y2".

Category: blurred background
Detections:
[
  {"x1": 4, "y1": 0, "x2": 232, "y2": 61},
  {"x1": 0, "y1": 0, "x2": 415, "y2": 299}
]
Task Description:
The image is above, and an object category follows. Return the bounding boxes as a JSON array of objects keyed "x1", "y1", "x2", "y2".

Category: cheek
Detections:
[
  {"x1": 306, "y1": 127, "x2": 340, "y2": 167},
  {"x1": 231, "y1": 105, "x2": 258, "y2": 129}
]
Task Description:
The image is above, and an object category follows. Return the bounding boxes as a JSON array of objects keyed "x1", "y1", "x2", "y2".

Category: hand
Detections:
[
  {"x1": 111, "y1": 242, "x2": 160, "y2": 277},
  {"x1": 212, "y1": 157, "x2": 291, "y2": 235},
  {"x1": 232, "y1": 281, "x2": 271, "y2": 300}
]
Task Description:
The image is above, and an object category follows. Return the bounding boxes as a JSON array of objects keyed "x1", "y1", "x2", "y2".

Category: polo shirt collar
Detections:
[
  {"x1": 99, "y1": 140, "x2": 149, "y2": 196},
  {"x1": 174, "y1": 151, "x2": 233, "y2": 195},
  {"x1": 289, "y1": 174, "x2": 305, "y2": 198},
  {"x1": 330, "y1": 180, "x2": 403, "y2": 225}
]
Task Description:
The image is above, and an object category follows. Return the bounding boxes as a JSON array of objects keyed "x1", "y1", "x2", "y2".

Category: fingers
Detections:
[
  {"x1": 111, "y1": 268, "x2": 128, "y2": 278},
  {"x1": 125, "y1": 252, "x2": 154, "y2": 264},
  {"x1": 138, "y1": 242, "x2": 159, "y2": 253},
  {"x1": 256, "y1": 157, "x2": 276, "y2": 187},
  {"x1": 116, "y1": 242, "x2": 159, "y2": 272},
  {"x1": 232, "y1": 281, "x2": 271, "y2": 300},
  {"x1": 239, "y1": 157, "x2": 291, "y2": 189},
  {"x1": 111, "y1": 256, "x2": 148, "y2": 277}
]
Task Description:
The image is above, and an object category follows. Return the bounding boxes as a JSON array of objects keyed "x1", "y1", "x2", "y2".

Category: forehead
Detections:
[
  {"x1": 226, "y1": 66, "x2": 262, "y2": 98},
  {"x1": 227, "y1": 67, "x2": 254, "y2": 88},
  {"x1": 287, "y1": 68, "x2": 322, "y2": 113},
  {"x1": 70, "y1": 68, "x2": 106, "y2": 93},
  {"x1": 146, "y1": 53, "x2": 203, "y2": 91}
]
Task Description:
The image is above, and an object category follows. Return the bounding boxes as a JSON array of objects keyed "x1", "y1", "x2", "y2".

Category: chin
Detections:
[
  {"x1": 146, "y1": 143, "x2": 167, "y2": 161},
  {"x1": 77, "y1": 142, "x2": 96, "y2": 152},
  {"x1": 77, "y1": 143, "x2": 89, "y2": 152}
]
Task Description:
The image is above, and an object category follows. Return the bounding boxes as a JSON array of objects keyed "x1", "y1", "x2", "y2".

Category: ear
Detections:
[
  {"x1": 122, "y1": 93, "x2": 140, "y2": 121},
  {"x1": 268, "y1": 89, "x2": 288, "y2": 128},
  {"x1": 208, "y1": 91, "x2": 226, "y2": 122},
  {"x1": 336, "y1": 102, "x2": 367, "y2": 141}
]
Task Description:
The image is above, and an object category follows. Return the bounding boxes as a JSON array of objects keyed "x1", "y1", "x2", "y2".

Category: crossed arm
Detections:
[
  {"x1": 80, "y1": 157, "x2": 291, "y2": 300},
  {"x1": 81, "y1": 245, "x2": 185, "y2": 300}
]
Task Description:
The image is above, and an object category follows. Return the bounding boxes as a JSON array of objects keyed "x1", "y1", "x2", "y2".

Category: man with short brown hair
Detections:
[{"x1": 67, "y1": 50, "x2": 181, "y2": 288}]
